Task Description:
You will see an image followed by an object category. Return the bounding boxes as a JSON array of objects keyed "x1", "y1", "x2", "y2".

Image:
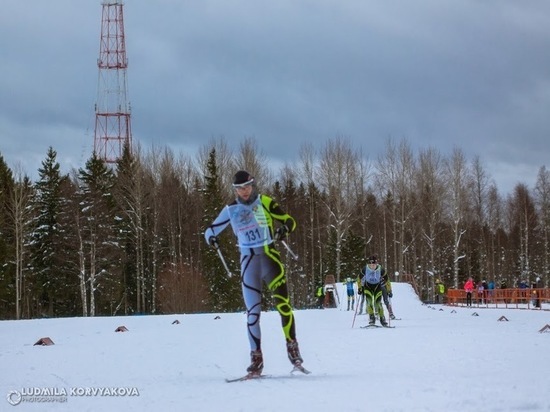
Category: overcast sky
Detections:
[{"x1": 1, "y1": 0, "x2": 549, "y2": 195}]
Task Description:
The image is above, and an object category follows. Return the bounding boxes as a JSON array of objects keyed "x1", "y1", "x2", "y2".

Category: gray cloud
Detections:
[{"x1": 1, "y1": 0, "x2": 549, "y2": 194}]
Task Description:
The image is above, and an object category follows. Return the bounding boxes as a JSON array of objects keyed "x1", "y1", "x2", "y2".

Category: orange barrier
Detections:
[{"x1": 446, "y1": 288, "x2": 549, "y2": 310}]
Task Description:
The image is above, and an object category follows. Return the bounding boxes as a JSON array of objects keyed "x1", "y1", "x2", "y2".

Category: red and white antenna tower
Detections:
[{"x1": 94, "y1": 1, "x2": 132, "y2": 163}]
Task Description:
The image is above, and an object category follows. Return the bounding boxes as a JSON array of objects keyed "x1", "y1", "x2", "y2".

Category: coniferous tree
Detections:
[
  {"x1": 0, "y1": 155, "x2": 15, "y2": 318},
  {"x1": 114, "y1": 143, "x2": 143, "y2": 314},
  {"x1": 77, "y1": 152, "x2": 121, "y2": 316},
  {"x1": 341, "y1": 230, "x2": 366, "y2": 279},
  {"x1": 28, "y1": 147, "x2": 69, "y2": 317},
  {"x1": 201, "y1": 148, "x2": 241, "y2": 311}
]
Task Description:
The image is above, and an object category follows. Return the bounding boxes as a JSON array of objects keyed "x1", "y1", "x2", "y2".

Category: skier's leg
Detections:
[
  {"x1": 262, "y1": 252, "x2": 303, "y2": 365},
  {"x1": 381, "y1": 284, "x2": 394, "y2": 317},
  {"x1": 381, "y1": 284, "x2": 390, "y2": 307},
  {"x1": 241, "y1": 254, "x2": 263, "y2": 351},
  {"x1": 272, "y1": 281, "x2": 296, "y2": 341},
  {"x1": 375, "y1": 290, "x2": 387, "y2": 325},
  {"x1": 365, "y1": 288, "x2": 375, "y2": 324},
  {"x1": 263, "y1": 251, "x2": 296, "y2": 342}
]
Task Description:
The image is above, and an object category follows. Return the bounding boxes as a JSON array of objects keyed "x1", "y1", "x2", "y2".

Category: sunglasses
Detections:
[{"x1": 232, "y1": 179, "x2": 254, "y2": 189}]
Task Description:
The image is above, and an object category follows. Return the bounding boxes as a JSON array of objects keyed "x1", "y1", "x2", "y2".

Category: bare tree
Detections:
[
  {"x1": 197, "y1": 137, "x2": 235, "y2": 200},
  {"x1": 6, "y1": 164, "x2": 32, "y2": 319},
  {"x1": 375, "y1": 137, "x2": 417, "y2": 275},
  {"x1": 352, "y1": 147, "x2": 372, "y2": 260},
  {"x1": 234, "y1": 136, "x2": 273, "y2": 190},
  {"x1": 416, "y1": 147, "x2": 447, "y2": 299},
  {"x1": 72, "y1": 178, "x2": 88, "y2": 316},
  {"x1": 486, "y1": 183, "x2": 505, "y2": 282},
  {"x1": 535, "y1": 166, "x2": 550, "y2": 287},
  {"x1": 468, "y1": 155, "x2": 491, "y2": 278},
  {"x1": 114, "y1": 143, "x2": 149, "y2": 314},
  {"x1": 316, "y1": 136, "x2": 362, "y2": 282},
  {"x1": 298, "y1": 142, "x2": 324, "y2": 285},
  {"x1": 443, "y1": 147, "x2": 470, "y2": 288},
  {"x1": 508, "y1": 183, "x2": 538, "y2": 284}
]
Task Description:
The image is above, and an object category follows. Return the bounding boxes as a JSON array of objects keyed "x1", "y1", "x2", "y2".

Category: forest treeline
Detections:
[{"x1": 0, "y1": 136, "x2": 549, "y2": 319}]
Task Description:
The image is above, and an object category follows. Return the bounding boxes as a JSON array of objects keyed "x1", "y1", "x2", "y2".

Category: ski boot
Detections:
[
  {"x1": 246, "y1": 350, "x2": 264, "y2": 376},
  {"x1": 369, "y1": 314, "x2": 376, "y2": 326},
  {"x1": 380, "y1": 316, "x2": 389, "y2": 327},
  {"x1": 286, "y1": 339, "x2": 304, "y2": 366},
  {"x1": 390, "y1": 313, "x2": 396, "y2": 320}
]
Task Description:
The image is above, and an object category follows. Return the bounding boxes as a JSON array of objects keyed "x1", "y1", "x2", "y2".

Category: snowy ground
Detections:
[{"x1": 1, "y1": 282, "x2": 549, "y2": 412}]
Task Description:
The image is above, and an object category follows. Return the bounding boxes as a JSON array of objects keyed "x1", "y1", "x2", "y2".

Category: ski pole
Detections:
[
  {"x1": 388, "y1": 296, "x2": 392, "y2": 327},
  {"x1": 372, "y1": 293, "x2": 380, "y2": 318},
  {"x1": 351, "y1": 289, "x2": 360, "y2": 328},
  {"x1": 281, "y1": 240, "x2": 299, "y2": 260},
  {"x1": 215, "y1": 247, "x2": 233, "y2": 278}
]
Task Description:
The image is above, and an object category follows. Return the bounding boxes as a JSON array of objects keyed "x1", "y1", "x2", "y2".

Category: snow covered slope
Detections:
[{"x1": 1, "y1": 282, "x2": 549, "y2": 412}]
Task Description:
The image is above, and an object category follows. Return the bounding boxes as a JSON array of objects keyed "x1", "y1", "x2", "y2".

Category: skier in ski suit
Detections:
[
  {"x1": 315, "y1": 284, "x2": 325, "y2": 309},
  {"x1": 204, "y1": 170, "x2": 304, "y2": 376},
  {"x1": 435, "y1": 278, "x2": 445, "y2": 304},
  {"x1": 358, "y1": 255, "x2": 388, "y2": 326},
  {"x1": 344, "y1": 277, "x2": 356, "y2": 311}
]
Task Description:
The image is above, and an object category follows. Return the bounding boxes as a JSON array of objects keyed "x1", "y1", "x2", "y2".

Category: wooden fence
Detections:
[{"x1": 445, "y1": 288, "x2": 549, "y2": 310}]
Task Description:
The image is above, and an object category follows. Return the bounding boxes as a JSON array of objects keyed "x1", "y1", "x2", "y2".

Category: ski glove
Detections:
[
  {"x1": 208, "y1": 236, "x2": 220, "y2": 250},
  {"x1": 274, "y1": 225, "x2": 289, "y2": 241},
  {"x1": 388, "y1": 291, "x2": 393, "y2": 298}
]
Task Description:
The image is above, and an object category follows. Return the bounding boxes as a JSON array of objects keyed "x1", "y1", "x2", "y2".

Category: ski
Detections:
[
  {"x1": 291, "y1": 364, "x2": 311, "y2": 375},
  {"x1": 226, "y1": 367, "x2": 311, "y2": 382},
  {"x1": 361, "y1": 324, "x2": 395, "y2": 329},
  {"x1": 225, "y1": 373, "x2": 268, "y2": 383}
]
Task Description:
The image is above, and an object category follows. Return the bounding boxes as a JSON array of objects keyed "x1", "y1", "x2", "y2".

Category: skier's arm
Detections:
[
  {"x1": 262, "y1": 195, "x2": 296, "y2": 233},
  {"x1": 386, "y1": 280, "x2": 393, "y2": 297},
  {"x1": 204, "y1": 206, "x2": 231, "y2": 245},
  {"x1": 380, "y1": 267, "x2": 388, "y2": 287}
]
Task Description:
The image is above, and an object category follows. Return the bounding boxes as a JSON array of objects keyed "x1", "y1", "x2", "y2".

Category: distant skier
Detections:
[
  {"x1": 344, "y1": 277, "x2": 356, "y2": 311},
  {"x1": 204, "y1": 170, "x2": 305, "y2": 377},
  {"x1": 324, "y1": 283, "x2": 337, "y2": 308},
  {"x1": 435, "y1": 279, "x2": 445, "y2": 304},
  {"x1": 464, "y1": 277, "x2": 474, "y2": 307},
  {"x1": 315, "y1": 284, "x2": 325, "y2": 309},
  {"x1": 358, "y1": 255, "x2": 388, "y2": 327}
]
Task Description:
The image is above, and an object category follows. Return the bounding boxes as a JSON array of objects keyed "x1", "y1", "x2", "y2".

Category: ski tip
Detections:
[
  {"x1": 291, "y1": 364, "x2": 312, "y2": 375},
  {"x1": 226, "y1": 373, "x2": 264, "y2": 383}
]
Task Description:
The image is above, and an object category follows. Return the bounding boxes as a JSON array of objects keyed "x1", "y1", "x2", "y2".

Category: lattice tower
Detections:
[{"x1": 93, "y1": 1, "x2": 132, "y2": 163}]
